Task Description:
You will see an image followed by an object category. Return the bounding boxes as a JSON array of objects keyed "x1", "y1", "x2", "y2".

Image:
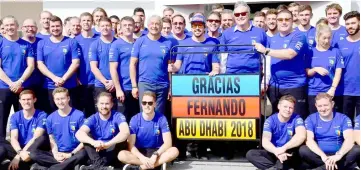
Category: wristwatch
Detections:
[
  {"x1": 153, "y1": 151, "x2": 159, "y2": 157},
  {"x1": 71, "y1": 152, "x2": 75, "y2": 156}
]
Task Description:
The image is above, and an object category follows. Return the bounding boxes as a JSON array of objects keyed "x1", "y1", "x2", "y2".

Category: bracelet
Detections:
[
  {"x1": 132, "y1": 86, "x2": 138, "y2": 89},
  {"x1": 265, "y1": 49, "x2": 270, "y2": 55}
]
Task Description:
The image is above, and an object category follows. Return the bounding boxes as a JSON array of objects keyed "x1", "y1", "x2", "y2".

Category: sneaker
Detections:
[
  {"x1": 162, "y1": 163, "x2": 167, "y2": 170},
  {"x1": 79, "y1": 165, "x2": 94, "y2": 170},
  {"x1": 99, "y1": 166, "x2": 114, "y2": 170},
  {"x1": 122, "y1": 164, "x2": 140, "y2": 170},
  {"x1": 1, "y1": 159, "x2": 10, "y2": 169},
  {"x1": 30, "y1": 163, "x2": 48, "y2": 170}
]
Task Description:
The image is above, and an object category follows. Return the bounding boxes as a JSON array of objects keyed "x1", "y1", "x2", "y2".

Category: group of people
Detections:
[{"x1": 0, "y1": 0, "x2": 360, "y2": 170}]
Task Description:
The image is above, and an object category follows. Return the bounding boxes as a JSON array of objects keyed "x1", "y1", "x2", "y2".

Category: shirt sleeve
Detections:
[
  {"x1": 37, "y1": 40, "x2": 44, "y2": 61},
  {"x1": 211, "y1": 47, "x2": 220, "y2": 63},
  {"x1": 354, "y1": 115, "x2": 360, "y2": 130},
  {"x1": 335, "y1": 49, "x2": 345, "y2": 69},
  {"x1": 288, "y1": 32, "x2": 306, "y2": 54},
  {"x1": 27, "y1": 43, "x2": 34, "y2": 58},
  {"x1": 77, "y1": 113, "x2": 85, "y2": 128},
  {"x1": 9, "y1": 113, "x2": 18, "y2": 131},
  {"x1": 46, "y1": 115, "x2": 53, "y2": 135},
  {"x1": 341, "y1": 115, "x2": 353, "y2": 132},
  {"x1": 159, "y1": 115, "x2": 170, "y2": 133},
  {"x1": 305, "y1": 115, "x2": 314, "y2": 132},
  {"x1": 115, "y1": 112, "x2": 127, "y2": 126},
  {"x1": 218, "y1": 32, "x2": 227, "y2": 52},
  {"x1": 263, "y1": 116, "x2": 273, "y2": 133},
  {"x1": 70, "y1": 39, "x2": 81, "y2": 60},
  {"x1": 294, "y1": 115, "x2": 305, "y2": 128},
  {"x1": 109, "y1": 42, "x2": 119, "y2": 62},
  {"x1": 36, "y1": 112, "x2": 47, "y2": 129},
  {"x1": 175, "y1": 47, "x2": 184, "y2": 61},
  {"x1": 129, "y1": 116, "x2": 138, "y2": 135},
  {"x1": 89, "y1": 41, "x2": 98, "y2": 61},
  {"x1": 261, "y1": 31, "x2": 268, "y2": 47},
  {"x1": 83, "y1": 115, "x2": 95, "y2": 130},
  {"x1": 131, "y1": 38, "x2": 141, "y2": 58}
]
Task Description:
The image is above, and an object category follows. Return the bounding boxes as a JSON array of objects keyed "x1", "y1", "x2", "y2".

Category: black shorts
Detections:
[{"x1": 138, "y1": 148, "x2": 158, "y2": 157}]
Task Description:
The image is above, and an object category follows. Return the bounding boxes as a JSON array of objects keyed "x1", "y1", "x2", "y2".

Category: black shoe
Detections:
[
  {"x1": 79, "y1": 165, "x2": 94, "y2": 170},
  {"x1": 30, "y1": 163, "x2": 48, "y2": 170},
  {"x1": 122, "y1": 164, "x2": 140, "y2": 170}
]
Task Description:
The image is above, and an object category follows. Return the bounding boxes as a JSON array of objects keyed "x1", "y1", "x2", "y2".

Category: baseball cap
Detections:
[{"x1": 190, "y1": 15, "x2": 206, "y2": 24}]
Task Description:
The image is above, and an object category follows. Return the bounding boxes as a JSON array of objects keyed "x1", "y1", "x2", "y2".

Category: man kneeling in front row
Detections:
[
  {"x1": 76, "y1": 92, "x2": 129, "y2": 170},
  {"x1": 118, "y1": 91, "x2": 179, "y2": 170},
  {"x1": 246, "y1": 95, "x2": 306, "y2": 170}
]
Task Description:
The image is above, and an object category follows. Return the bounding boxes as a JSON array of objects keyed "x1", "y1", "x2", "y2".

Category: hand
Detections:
[
  {"x1": 116, "y1": 90, "x2": 125, "y2": 103},
  {"x1": 326, "y1": 154, "x2": 342, "y2": 170},
  {"x1": 61, "y1": 153, "x2": 72, "y2": 160},
  {"x1": 253, "y1": 42, "x2": 266, "y2": 54},
  {"x1": 9, "y1": 81, "x2": 23, "y2": 94},
  {"x1": 168, "y1": 63, "x2": 177, "y2": 73},
  {"x1": 261, "y1": 85, "x2": 268, "y2": 96},
  {"x1": 276, "y1": 153, "x2": 292, "y2": 163},
  {"x1": 326, "y1": 88, "x2": 336, "y2": 97},
  {"x1": 52, "y1": 76, "x2": 64, "y2": 87},
  {"x1": 8, "y1": 155, "x2": 20, "y2": 170},
  {"x1": 92, "y1": 140, "x2": 104, "y2": 152},
  {"x1": 102, "y1": 142, "x2": 111, "y2": 150},
  {"x1": 313, "y1": 67, "x2": 329, "y2": 76},
  {"x1": 150, "y1": 154, "x2": 158, "y2": 164},
  {"x1": 167, "y1": 90, "x2": 171, "y2": 101},
  {"x1": 274, "y1": 147, "x2": 287, "y2": 156},
  {"x1": 54, "y1": 152, "x2": 65, "y2": 162},
  {"x1": 139, "y1": 156, "x2": 154, "y2": 169},
  {"x1": 208, "y1": 70, "x2": 219, "y2": 76},
  {"x1": 132, "y1": 87, "x2": 139, "y2": 99},
  {"x1": 19, "y1": 151, "x2": 30, "y2": 162},
  {"x1": 321, "y1": 155, "x2": 329, "y2": 163},
  {"x1": 104, "y1": 80, "x2": 115, "y2": 92}
]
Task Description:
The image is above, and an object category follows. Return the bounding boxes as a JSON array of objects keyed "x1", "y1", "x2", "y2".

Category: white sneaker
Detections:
[{"x1": 162, "y1": 163, "x2": 167, "y2": 170}]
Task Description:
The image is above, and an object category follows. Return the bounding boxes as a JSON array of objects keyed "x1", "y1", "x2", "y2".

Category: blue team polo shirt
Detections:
[{"x1": 331, "y1": 26, "x2": 348, "y2": 47}]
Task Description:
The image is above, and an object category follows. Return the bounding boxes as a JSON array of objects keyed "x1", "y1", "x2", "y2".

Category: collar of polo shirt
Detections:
[{"x1": 233, "y1": 23, "x2": 252, "y2": 32}]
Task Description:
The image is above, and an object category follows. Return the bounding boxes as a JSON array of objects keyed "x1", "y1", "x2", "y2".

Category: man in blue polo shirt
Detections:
[
  {"x1": 0, "y1": 15, "x2": 35, "y2": 140},
  {"x1": 246, "y1": 95, "x2": 306, "y2": 170},
  {"x1": 130, "y1": 15, "x2": 173, "y2": 114},
  {"x1": 299, "y1": 93, "x2": 359, "y2": 170},
  {"x1": 110, "y1": 16, "x2": 140, "y2": 122},
  {"x1": 0, "y1": 90, "x2": 47, "y2": 170},
  {"x1": 30, "y1": 87, "x2": 86, "y2": 170},
  {"x1": 89, "y1": 18, "x2": 119, "y2": 112},
  {"x1": 37, "y1": 15, "x2": 80, "y2": 114},
  {"x1": 75, "y1": 12, "x2": 99, "y2": 117},
  {"x1": 254, "y1": 9, "x2": 308, "y2": 119},
  {"x1": 325, "y1": 3, "x2": 348, "y2": 47},
  {"x1": 219, "y1": 1, "x2": 267, "y2": 74},
  {"x1": 118, "y1": 91, "x2": 179, "y2": 170},
  {"x1": 336, "y1": 11, "x2": 360, "y2": 121},
  {"x1": 76, "y1": 92, "x2": 129, "y2": 169},
  {"x1": 294, "y1": 5, "x2": 316, "y2": 49},
  {"x1": 36, "y1": 11, "x2": 52, "y2": 40}
]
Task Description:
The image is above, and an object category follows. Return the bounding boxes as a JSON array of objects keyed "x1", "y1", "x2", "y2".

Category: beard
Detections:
[{"x1": 347, "y1": 24, "x2": 360, "y2": 36}]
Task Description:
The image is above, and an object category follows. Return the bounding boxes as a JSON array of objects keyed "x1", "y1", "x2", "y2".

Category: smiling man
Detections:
[{"x1": 326, "y1": 3, "x2": 348, "y2": 47}]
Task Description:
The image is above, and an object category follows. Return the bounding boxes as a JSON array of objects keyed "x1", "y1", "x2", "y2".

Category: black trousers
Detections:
[
  {"x1": 40, "y1": 87, "x2": 79, "y2": 114},
  {"x1": 308, "y1": 95, "x2": 343, "y2": 114},
  {"x1": 30, "y1": 149, "x2": 87, "y2": 170},
  {"x1": 121, "y1": 90, "x2": 140, "y2": 122},
  {"x1": 0, "y1": 139, "x2": 32, "y2": 170},
  {"x1": 84, "y1": 142, "x2": 126, "y2": 168},
  {"x1": 343, "y1": 96, "x2": 360, "y2": 121},
  {"x1": 0, "y1": 88, "x2": 20, "y2": 139},
  {"x1": 76, "y1": 85, "x2": 96, "y2": 118},
  {"x1": 268, "y1": 86, "x2": 308, "y2": 119},
  {"x1": 299, "y1": 145, "x2": 360, "y2": 170},
  {"x1": 246, "y1": 148, "x2": 303, "y2": 170}
]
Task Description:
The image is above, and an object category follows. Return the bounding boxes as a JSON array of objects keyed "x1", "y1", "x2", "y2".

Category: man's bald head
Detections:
[{"x1": 22, "y1": 18, "x2": 38, "y2": 38}]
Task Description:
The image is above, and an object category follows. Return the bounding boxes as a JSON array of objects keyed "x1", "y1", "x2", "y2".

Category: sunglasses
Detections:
[
  {"x1": 207, "y1": 19, "x2": 221, "y2": 23},
  {"x1": 141, "y1": 101, "x2": 154, "y2": 106},
  {"x1": 234, "y1": 12, "x2": 248, "y2": 17},
  {"x1": 191, "y1": 23, "x2": 205, "y2": 29},
  {"x1": 277, "y1": 18, "x2": 292, "y2": 22}
]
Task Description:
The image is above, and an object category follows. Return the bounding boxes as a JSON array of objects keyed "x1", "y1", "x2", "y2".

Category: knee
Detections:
[
  {"x1": 118, "y1": 150, "x2": 131, "y2": 163},
  {"x1": 298, "y1": 145, "x2": 310, "y2": 158},
  {"x1": 167, "y1": 147, "x2": 179, "y2": 159},
  {"x1": 0, "y1": 145, "x2": 6, "y2": 156},
  {"x1": 245, "y1": 149, "x2": 258, "y2": 161}
]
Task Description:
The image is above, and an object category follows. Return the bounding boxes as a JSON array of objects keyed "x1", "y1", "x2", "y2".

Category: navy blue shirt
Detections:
[
  {"x1": 219, "y1": 25, "x2": 267, "y2": 73},
  {"x1": 109, "y1": 38, "x2": 134, "y2": 91},
  {"x1": 129, "y1": 112, "x2": 170, "y2": 149},
  {"x1": 131, "y1": 35, "x2": 173, "y2": 88},
  {"x1": 89, "y1": 37, "x2": 116, "y2": 88},
  {"x1": 305, "y1": 112, "x2": 353, "y2": 154},
  {"x1": 336, "y1": 39, "x2": 360, "y2": 96},
  {"x1": 263, "y1": 113, "x2": 304, "y2": 147},
  {"x1": 176, "y1": 37, "x2": 220, "y2": 74},
  {"x1": 269, "y1": 31, "x2": 308, "y2": 89},
  {"x1": 46, "y1": 108, "x2": 84, "y2": 152},
  {"x1": 74, "y1": 34, "x2": 99, "y2": 85},
  {"x1": 83, "y1": 111, "x2": 127, "y2": 142},
  {"x1": 10, "y1": 110, "x2": 47, "y2": 147},
  {"x1": 0, "y1": 38, "x2": 34, "y2": 88},
  {"x1": 307, "y1": 47, "x2": 344, "y2": 95},
  {"x1": 37, "y1": 36, "x2": 81, "y2": 89}
]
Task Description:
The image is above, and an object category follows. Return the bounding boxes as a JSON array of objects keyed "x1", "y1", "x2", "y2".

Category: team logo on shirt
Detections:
[
  {"x1": 71, "y1": 125, "x2": 76, "y2": 131},
  {"x1": 42, "y1": 118, "x2": 46, "y2": 125},
  {"x1": 32, "y1": 128, "x2": 36, "y2": 133},
  {"x1": 63, "y1": 48, "x2": 68, "y2": 54},
  {"x1": 335, "y1": 130, "x2": 341, "y2": 136},
  {"x1": 161, "y1": 48, "x2": 166, "y2": 54},
  {"x1": 340, "y1": 37, "x2": 344, "y2": 40},
  {"x1": 309, "y1": 39, "x2": 314, "y2": 45},
  {"x1": 283, "y1": 44, "x2": 287, "y2": 48},
  {"x1": 110, "y1": 128, "x2": 115, "y2": 134},
  {"x1": 251, "y1": 40, "x2": 256, "y2": 44},
  {"x1": 329, "y1": 59, "x2": 335, "y2": 66},
  {"x1": 287, "y1": 130, "x2": 293, "y2": 136}
]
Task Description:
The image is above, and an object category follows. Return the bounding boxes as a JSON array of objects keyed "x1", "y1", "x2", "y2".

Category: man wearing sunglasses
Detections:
[
  {"x1": 219, "y1": 1, "x2": 267, "y2": 74},
  {"x1": 206, "y1": 12, "x2": 222, "y2": 39},
  {"x1": 253, "y1": 9, "x2": 308, "y2": 119},
  {"x1": 118, "y1": 91, "x2": 179, "y2": 170},
  {"x1": 76, "y1": 92, "x2": 129, "y2": 170}
]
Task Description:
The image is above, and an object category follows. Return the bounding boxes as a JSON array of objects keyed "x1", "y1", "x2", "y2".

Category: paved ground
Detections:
[{"x1": 168, "y1": 161, "x2": 257, "y2": 170}]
